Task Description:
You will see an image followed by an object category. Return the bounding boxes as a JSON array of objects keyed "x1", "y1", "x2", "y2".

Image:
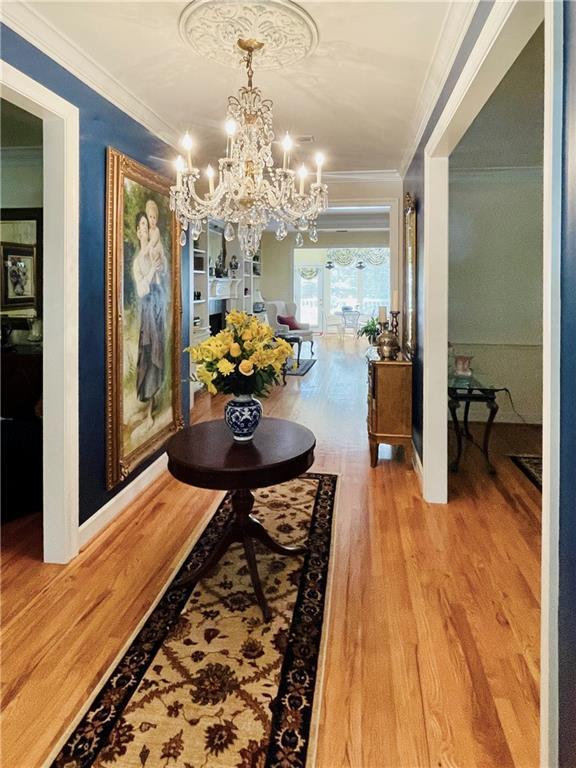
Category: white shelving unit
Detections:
[
  {"x1": 189, "y1": 234, "x2": 210, "y2": 403},
  {"x1": 189, "y1": 222, "x2": 265, "y2": 409},
  {"x1": 191, "y1": 238, "x2": 210, "y2": 339}
]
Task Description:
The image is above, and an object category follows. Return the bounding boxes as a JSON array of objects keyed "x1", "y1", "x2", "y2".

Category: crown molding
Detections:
[
  {"x1": 1, "y1": 2, "x2": 180, "y2": 148},
  {"x1": 450, "y1": 163, "x2": 543, "y2": 174},
  {"x1": 323, "y1": 170, "x2": 402, "y2": 184},
  {"x1": 399, "y1": 0, "x2": 480, "y2": 178},
  {"x1": 0, "y1": 145, "x2": 42, "y2": 164}
]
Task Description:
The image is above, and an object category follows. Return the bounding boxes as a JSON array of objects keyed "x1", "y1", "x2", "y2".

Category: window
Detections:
[
  {"x1": 293, "y1": 246, "x2": 391, "y2": 331},
  {"x1": 328, "y1": 250, "x2": 390, "y2": 316}
]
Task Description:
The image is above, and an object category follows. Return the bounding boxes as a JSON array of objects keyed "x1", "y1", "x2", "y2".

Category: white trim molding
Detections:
[
  {"x1": 0, "y1": 145, "x2": 42, "y2": 165},
  {"x1": 540, "y1": 2, "x2": 563, "y2": 764},
  {"x1": 423, "y1": 154, "x2": 449, "y2": 503},
  {"x1": 422, "y1": 0, "x2": 544, "y2": 504},
  {"x1": 400, "y1": 0, "x2": 480, "y2": 178},
  {"x1": 79, "y1": 454, "x2": 169, "y2": 549},
  {"x1": 2, "y1": 2, "x2": 180, "y2": 148},
  {"x1": 1, "y1": 59, "x2": 80, "y2": 563},
  {"x1": 323, "y1": 170, "x2": 402, "y2": 184}
]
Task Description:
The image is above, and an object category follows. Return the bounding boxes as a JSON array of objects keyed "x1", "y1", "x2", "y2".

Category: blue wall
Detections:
[
  {"x1": 0, "y1": 24, "x2": 190, "y2": 524},
  {"x1": 559, "y1": 3, "x2": 576, "y2": 764},
  {"x1": 404, "y1": 2, "x2": 494, "y2": 458}
]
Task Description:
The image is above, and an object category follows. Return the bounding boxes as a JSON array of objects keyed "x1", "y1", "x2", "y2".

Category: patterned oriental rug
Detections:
[
  {"x1": 509, "y1": 455, "x2": 542, "y2": 491},
  {"x1": 285, "y1": 359, "x2": 316, "y2": 377},
  {"x1": 53, "y1": 473, "x2": 338, "y2": 768}
]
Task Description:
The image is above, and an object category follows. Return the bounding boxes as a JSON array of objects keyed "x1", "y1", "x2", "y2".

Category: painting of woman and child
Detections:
[{"x1": 106, "y1": 148, "x2": 182, "y2": 489}]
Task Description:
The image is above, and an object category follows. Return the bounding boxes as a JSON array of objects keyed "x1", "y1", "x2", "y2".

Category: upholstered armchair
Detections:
[{"x1": 265, "y1": 300, "x2": 315, "y2": 356}]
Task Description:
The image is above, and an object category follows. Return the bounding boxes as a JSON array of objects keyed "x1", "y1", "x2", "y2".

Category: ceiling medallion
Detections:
[{"x1": 179, "y1": 0, "x2": 319, "y2": 70}]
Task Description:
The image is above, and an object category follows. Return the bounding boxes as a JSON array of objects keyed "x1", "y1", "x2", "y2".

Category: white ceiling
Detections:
[{"x1": 10, "y1": 1, "x2": 477, "y2": 173}]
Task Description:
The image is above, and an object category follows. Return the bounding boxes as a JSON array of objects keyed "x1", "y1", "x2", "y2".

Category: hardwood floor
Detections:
[{"x1": 0, "y1": 336, "x2": 541, "y2": 767}]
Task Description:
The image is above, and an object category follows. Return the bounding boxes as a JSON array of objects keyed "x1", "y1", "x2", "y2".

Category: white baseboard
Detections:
[
  {"x1": 411, "y1": 440, "x2": 424, "y2": 493},
  {"x1": 79, "y1": 454, "x2": 168, "y2": 549}
]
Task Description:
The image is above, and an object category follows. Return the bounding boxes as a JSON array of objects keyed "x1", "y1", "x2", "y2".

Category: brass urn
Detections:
[{"x1": 377, "y1": 325, "x2": 400, "y2": 360}]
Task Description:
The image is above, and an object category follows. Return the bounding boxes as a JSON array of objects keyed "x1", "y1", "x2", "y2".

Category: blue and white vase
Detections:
[{"x1": 224, "y1": 394, "x2": 263, "y2": 442}]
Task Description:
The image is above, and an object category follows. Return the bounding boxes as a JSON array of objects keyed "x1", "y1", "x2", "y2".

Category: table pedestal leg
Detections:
[
  {"x1": 449, "y1": 398, "x2": 462, "y2": 472},
  {"x1": 177, "y1": 488, "x2": 305, "y2": 621},
  {"x1": 483, "y1": 399, "x2": 499, "y2": 474},
  {"x1": 463, "y1": 401, "x2": 472, "y2": 439},
  {"x1": 243, "y1": 535, "x2": 272, "y2": 622}
]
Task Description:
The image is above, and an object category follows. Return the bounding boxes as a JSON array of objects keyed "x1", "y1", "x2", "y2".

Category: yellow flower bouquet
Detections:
[{"x1": 188, "y1": 310, "x2": 293, "y2": 398}]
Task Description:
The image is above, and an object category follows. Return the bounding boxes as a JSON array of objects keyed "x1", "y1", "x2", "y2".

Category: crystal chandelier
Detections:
[{"x1": 170, "y1": 38, "x2": 328, "y2": 258}]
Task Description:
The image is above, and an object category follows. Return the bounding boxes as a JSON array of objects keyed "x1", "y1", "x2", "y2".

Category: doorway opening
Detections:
[
  {"x1": 1, "y1": 100, "x2": 44, "y2": 533},
  {"x1": 447, "y1": 25, "x2": 544, "y2": 488},
  {"x1": 1, "y1": 63, "x2": 80, "y2": 563},
  {"x1": 294, "y1": 244, "x2": 393, "y2": 334}
]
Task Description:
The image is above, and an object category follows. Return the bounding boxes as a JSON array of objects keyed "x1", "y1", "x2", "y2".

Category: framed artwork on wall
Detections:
[
  {"x1": 1, "y1": 243, "x2": 37, "y2": 311},
  {"x1": 0, "y1": 208, "x2": 43, "y2": 321},
  {"x1": 402, "y1": 193, "x2": 417, "y2": 358},
  {"x1": 105, "y1": 147, "x2": 183, "y2": 490}
]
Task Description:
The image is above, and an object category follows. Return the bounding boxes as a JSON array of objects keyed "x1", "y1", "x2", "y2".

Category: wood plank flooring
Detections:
[{"x1": 0, "y1": 336, "x2": 541, "y2": 767}]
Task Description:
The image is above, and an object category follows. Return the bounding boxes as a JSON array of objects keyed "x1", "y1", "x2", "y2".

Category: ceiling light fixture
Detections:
[{"x1": 170, "y1": 38, "x2": 328, "y2": 257}]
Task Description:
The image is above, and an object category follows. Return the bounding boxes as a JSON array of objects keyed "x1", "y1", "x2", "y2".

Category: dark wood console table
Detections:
[{"x1": 166, "y1": 418, "x2": 316, "y2": 621}]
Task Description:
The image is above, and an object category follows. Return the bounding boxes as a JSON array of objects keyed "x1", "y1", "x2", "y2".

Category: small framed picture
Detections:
[{"x1": 1, "y1": 243, "x2": 37, "y2": 311}]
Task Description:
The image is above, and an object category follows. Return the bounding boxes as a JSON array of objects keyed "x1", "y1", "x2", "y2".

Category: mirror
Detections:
[{"x1": 402, "y1": 193, "x2": 417, "y2": 358}]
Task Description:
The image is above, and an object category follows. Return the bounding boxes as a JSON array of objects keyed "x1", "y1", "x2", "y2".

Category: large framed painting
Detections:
[
  {"x1": 0, "y1": 208, "x2": 43, "y2": 321},
  {"x1": 402, "y1": 193, "x2": 417, "y2": 359},
  {"x1": 105, "y1": 147, "x2": 183, "y2": 489}
]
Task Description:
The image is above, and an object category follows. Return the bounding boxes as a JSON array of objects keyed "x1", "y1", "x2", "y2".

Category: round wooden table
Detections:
[{"x1": 166, "y1": 418, "x2": 316, "y2": 621}]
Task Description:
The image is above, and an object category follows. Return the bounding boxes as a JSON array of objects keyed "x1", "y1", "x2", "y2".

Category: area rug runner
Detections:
[
  {"x1": 509, "y1": 454, "x2": 542, "y2": 491},
  {"x1": 286, "y1": 359, "x2": 316, "y2": 377},
  {"x1": 53, "y1": 473, "x2": 337, "y2": 768}
]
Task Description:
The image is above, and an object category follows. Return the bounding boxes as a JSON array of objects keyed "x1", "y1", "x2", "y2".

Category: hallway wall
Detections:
[
  {"x1": 403, "y1": 1, "x2": 495, "y2": 458},
  {"x1": 449, "y1": 166, "x2": 543, "y2": 423},
  {"x1": 0, "y1": 23, "x2": 190, "y2": 524}
]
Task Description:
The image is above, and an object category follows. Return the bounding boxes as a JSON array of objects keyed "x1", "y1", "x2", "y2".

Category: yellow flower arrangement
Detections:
[{"x1": 187, "y1": 311, "x2": 293, "y2": 397}]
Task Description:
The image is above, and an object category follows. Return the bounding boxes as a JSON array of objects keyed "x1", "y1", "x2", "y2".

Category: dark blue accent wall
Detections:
[
  {"x1": 404, "y1": 2, "x2": 494, "y2": 458},
  {"x1": 559, "y1": 3, "x2": 576, "y2": 764},
  {"x1": 0, "y1": 24, "x2": 190, "y2": 524}
]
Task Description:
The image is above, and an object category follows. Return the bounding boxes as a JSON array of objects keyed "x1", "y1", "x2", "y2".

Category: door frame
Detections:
[
  {"x1": 1, "y1": 61, "x2": 80, "y2": 563},
  {"x1": 291, "y1": 197, "x2": 400, "y2": 332},
  {"x1": 420, "y1": 1, "x2": 561, "y2": 763}
]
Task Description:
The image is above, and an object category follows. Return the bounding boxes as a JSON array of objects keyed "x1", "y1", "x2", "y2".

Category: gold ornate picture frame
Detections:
[
  {"x1": 402, "y1": 193, "x2": 417, "y2": 358},
  {"x1": 106, "y1": 147, "x2": 183, "y2": 489}
]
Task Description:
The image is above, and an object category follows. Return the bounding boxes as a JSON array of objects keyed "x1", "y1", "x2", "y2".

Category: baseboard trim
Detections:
[
  {"x1": 78, "y1": 454, "x2": 168, "y2": 549},
  {"x1": 411, "y1": 440, "x2": 424, "y2": 493}
]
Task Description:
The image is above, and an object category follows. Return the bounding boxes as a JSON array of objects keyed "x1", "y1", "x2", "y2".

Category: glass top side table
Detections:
[{"x1": 447, "y1": 373, "x2": 507, "y2": 474}]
